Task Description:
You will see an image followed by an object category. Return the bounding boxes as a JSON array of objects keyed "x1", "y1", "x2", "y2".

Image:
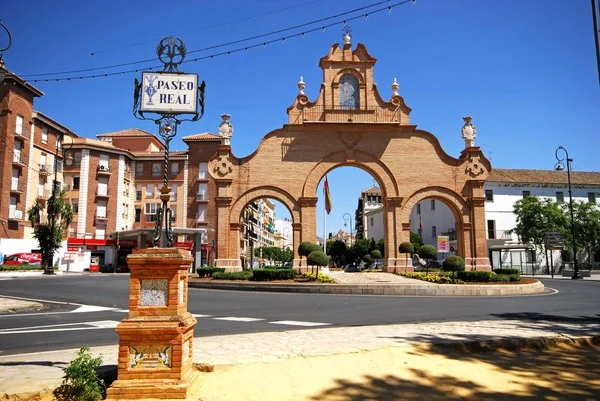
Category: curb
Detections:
[{"x1": 188, "y1": 280, "x2": 546, "y2": 296}]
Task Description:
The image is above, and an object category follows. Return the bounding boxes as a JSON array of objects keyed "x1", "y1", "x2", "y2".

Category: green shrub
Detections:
[
  {"x1": 397, "y1": 272, "x2": 456, "y2": 284},
  {"x1": 362, "y1": 254, "x2": 373, "y2": 266},
  {"x1": 197, "y1": 267, "x2": 226, "y2": 278},
  {"x1": 53, "y1": 347, "x2": 105, "y2": 401},
  {"x1": 508, "y1": 274, "x2": 520, "y2": 282},
  {"x1": 0, "y1": 265, "x2": 44, "y2": 271},
  {"x1": 456, "y1": 271, "x2": 494, "y2": 282},
  {"x1": 442, "y1": 256, "x2": 465, "y2": 272},
  {"x1": 302, "y1": 272, "x2": 335, "y2": 283},
  {"x1": 489, "y1": 274, "x2": 510, "y2": 282},
  {"x1": 212, "y1": 271, "x2": 253, "y2": 280},
  {"x1": 262, "y1": 265, "x2": 292, "y2": 269},
  {"x1": 361, "y1": 268, "x2": 383, "y2": 273},
  {"x1": 493, "y1": 268, "x2": 520, "y2": 276},
  {"x1": 370, "y1": 250, "x2": 382, "y2": 259},
  {"x1": 415, "y1": 267, "x2": 441, "y2": 273},
  {"x1": 398, "y1": 242, "x2": 414, "y2": 254},
  {"x1": 251, "y1": 268, "x2": 297, "y2": 281},
  {"x1": 307, "y1": 251, "x2": 330, "y2": 267},
  {"x1": 417, "y1": 245, "x2": 438, "y2": 261}
]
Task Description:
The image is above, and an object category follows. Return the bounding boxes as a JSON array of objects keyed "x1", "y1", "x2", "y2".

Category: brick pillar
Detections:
[
  {"x1": 468, "y1": 194, "x2": 492, "y2": 271},
  {"x1": 214, "y1": 194, "x2": 240, "y2": 271},
  {"x1": 383, "y1": 197, "x2": 404, "y2": 272},
  {"x1": 106, "y1": 248, "x2": 197, "y2": 400},
  {"x1": 292, "y1": 222, "x2": 302, "y2": 268},
  {"x1": 297, "y1": 197, "x2": 317, "y2": 273}
]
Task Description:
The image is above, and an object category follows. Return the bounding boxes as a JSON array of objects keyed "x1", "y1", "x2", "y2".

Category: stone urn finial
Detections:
[
  {"x1": 218, "y1": 113, "x2": 233, "y2": 145},
  {"x1": 391, "y1": 77, "x2": 399, "y2": 96},
  {"x1": 298, "y1": 76, "x2": 305, "y2": 95},
  {"x1": 461, "y1": 116, "x2": 477, "y2": 148}
]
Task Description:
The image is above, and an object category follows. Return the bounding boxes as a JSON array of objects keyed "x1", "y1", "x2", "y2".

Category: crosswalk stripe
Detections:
[
  {"x1": 269, "y1": 320, "x2": 332, "y2": 327},
  {"x1": 213, "y1": 317, "x2": 264, "y2": 322}
]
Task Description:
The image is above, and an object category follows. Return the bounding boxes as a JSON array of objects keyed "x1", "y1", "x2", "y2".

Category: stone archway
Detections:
[
  {"x1": 207, "y1": 40, "x2": 492, "y2": 272},
  {"x1": 227, "y1": 186, "x2": 301, "y2": 266},
  {"x1": 401, "y1": 186, "x2": 472, "y2": 266}
]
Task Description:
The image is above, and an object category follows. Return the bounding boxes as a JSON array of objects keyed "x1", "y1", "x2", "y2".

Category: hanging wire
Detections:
[{"x1": 22, "y1": 0, "x2": 413, "y2": 83}]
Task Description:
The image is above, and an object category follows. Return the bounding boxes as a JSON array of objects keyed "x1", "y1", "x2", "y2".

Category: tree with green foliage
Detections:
[
  {"x1": 370, "y1": 249, "x2": 382, "y2": 259},
  {"x1": 417, "y1": 245, "x2": 438, "y2": 274},
  {"x1": 376, "y1": 238, "x2": 385, "y2": 258},
  {"x1": 348, "y1": 239, "x2": 371, "y2": 265},
  {"x1": 328, "y1": 240, "x2": 347, "y2": 267},
  {"x1": 398, "y1": 242, "x2": 414, "y2": 273},
  {"x1": 369, "y1": 238, "x2": 377, "y2": 253},
  {"x1": 512, "y1": 196, "x2": 568, "y2": 271},
  {"x1": 27, "y1": 190, "x2": 73, "y2": 271},
  {"x1": 569, "y1": 201, "x2": 600, "y2": 263},
  {"x1": 363, "y1": 254, "x2": 373, "y2": 268},
  {"x1": 410, "y1": 231, "x2": 423, "y2": 252},
  {"x1": 442, "y1": 255, "x2": 465, "y2": 283},
  {"x1": 53, "y1": 347, "x2": 105, "y2": 401},
  {"x1": 306, "y1": 250, "x2": 330, "y2": 274},
  {"x1": 298, "y1": 241, "x2": 322, "y2": 271}
]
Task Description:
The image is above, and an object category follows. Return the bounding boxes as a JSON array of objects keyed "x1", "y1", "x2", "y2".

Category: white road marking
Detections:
[
  {"x1": 71, "y1": 305, "x2": 116, "y2": 313},
  {"x1": 112, "y1": 309, "x2": 129, "y2": 313},
  {"x1": 0, "y1": 320, "x2": 120, "y2": 334},
  {"x1": 213, "y1": 317, "x2": 264, "y2": 322},
  {"x1": 269, "y1": 320, "x2": 332, "y2": 327},
  {"x1": 192, "y1": 314, "x2": 213, "y2": 318}
]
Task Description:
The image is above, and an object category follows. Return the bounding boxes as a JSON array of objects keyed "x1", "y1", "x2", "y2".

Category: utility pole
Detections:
[{"x1": 593, "y1": 0, "x2": 600, "y2": 85}]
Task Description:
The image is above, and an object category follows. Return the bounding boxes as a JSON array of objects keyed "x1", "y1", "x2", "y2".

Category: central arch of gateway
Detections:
[{"x1": 207, "y1": 40, "x2": 492, "y2": 272}]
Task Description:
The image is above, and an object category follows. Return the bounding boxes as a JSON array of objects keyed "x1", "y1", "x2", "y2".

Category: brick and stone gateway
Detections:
[{"x1": 209, "y1": 40, "x2": 492, "y2": 272}]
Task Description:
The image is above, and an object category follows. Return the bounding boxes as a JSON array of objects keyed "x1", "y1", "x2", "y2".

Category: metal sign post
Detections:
[{"x1": 133, "y1": 36, "x2": 206, "y2": 247}]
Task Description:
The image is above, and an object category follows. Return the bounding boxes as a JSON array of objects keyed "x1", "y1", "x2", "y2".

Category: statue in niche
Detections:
[{"x1": 340, "y1": 75, "x2": 359, "y2": 109}]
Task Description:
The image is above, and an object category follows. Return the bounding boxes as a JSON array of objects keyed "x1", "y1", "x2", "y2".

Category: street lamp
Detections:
[
  {"x1": 343, "y1": 213, "x2": 353, "y2": 246},
  {"x1": 555, "y1": 145, "x2": 582, "y2": 280},
  {"x1": 0, "y1": 21, "x2": 12, "y2": 84}
]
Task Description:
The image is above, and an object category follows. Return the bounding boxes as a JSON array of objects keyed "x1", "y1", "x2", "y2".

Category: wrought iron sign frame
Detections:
[{"x1": 133, "y1": 36, "x2": 206, "y2": 247}]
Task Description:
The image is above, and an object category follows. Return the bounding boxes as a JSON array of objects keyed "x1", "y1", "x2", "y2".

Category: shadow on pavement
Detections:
[
  {"x1": 0, "y1": 361, "x2": 67, "y2": 367},
  {"x1": 309, "y1": 341, "x2": 600, "y2": 400}
]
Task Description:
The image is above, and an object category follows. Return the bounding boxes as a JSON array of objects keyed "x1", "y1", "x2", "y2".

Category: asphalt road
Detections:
[{"x1": 0, "y1": 274, "x2": 599, "y2": 356}]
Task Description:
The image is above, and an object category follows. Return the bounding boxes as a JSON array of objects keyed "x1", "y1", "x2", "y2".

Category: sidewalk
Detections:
[{"x1": 1, "y1": 317, "x2": 599, "y2": 399}]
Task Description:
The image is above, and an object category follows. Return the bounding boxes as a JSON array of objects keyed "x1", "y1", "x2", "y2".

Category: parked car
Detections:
[{"x1": 3, "y1": 253, "x2": 42, "y2": 265}]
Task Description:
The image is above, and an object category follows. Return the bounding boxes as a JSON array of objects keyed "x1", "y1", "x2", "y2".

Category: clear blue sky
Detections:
[{"x1": 3, "y1": 0, "x2": 599, "y2": 237}]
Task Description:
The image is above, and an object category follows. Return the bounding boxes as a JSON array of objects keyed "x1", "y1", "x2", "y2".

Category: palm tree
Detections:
[{"x1": 27, "y1": 189, "x2": 73, "y2": 270}]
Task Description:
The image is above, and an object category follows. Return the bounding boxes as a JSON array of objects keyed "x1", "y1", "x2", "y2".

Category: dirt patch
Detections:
[{"x1": 0, "y1": 297, "x2": 44, "y2": 314}]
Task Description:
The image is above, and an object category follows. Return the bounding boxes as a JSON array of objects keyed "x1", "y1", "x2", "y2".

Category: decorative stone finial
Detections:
[
  {"x1": 342, "y1": 24, "x2": 352, "y2": 45},
  {"x1": 461, "y1": 116, "x2": 477, "y2": 148},
  {"x1": 218, "y1": 113, "x2": 233, "y2": 145},
  {"x1": 391, "y1": 77, "x2": 399, "y2": 96},
  {"x1": 298, "y1": 76, "x2": 305, "y2": 95}
]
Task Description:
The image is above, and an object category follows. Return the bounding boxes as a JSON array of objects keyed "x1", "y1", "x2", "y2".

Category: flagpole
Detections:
[{"x1": 324, "y1": 201, "x2": 327, "y2": 255}]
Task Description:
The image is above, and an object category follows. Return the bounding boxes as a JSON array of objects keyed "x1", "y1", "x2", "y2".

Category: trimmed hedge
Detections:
[
  {"x1": 493, "y1": 268, "x2": 520, "y2": 276},
  {"x1": 197, "y1": 267, "x2": 226, "y2": 278},
  {"x1": 456, "y1": 271, "x2": 494, "y2": 282},
  {"x1": 262, "y1": 265, "x2": 293, "y2": 270},
  {"x1": 212, "y1": 271, "x2": 253, "y2": 280},
  {"x1": 398, "y1": 272, "x2": 456, "y2": 284},
  {"x1": 250, "y1": 268, "x2": 297, "y2": 281},
  {"x1": 0, "y1": 265, "x2": 44, "y2": 271}
]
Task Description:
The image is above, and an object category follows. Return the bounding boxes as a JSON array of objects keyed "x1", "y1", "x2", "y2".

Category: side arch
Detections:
[
  {"x1": 401, "y1": 186, "x2": 472, "y2": 259},
  {"x1": 229, "y1": 186, "x2": 300, "y2": 225}
]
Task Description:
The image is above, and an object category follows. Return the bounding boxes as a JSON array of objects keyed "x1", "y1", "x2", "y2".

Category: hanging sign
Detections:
[
  {"x1": 437, "y1": 236, "x2": 450, "y2": 252},
  {"x1": 140, "y1": 72, "x2": 199, "y2": 114}
]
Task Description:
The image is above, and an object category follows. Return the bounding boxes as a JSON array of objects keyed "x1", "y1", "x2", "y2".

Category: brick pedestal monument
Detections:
[{"x1": 106, "y1": 248, "x2": 197, "y2": 400}]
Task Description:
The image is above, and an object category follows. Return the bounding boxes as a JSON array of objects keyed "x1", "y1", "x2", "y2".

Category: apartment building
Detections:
[
  {"x1": 239, "y1": 199, "x2": 276, "y2": 268},
  {"x1": 359, "y1": 168, "x2": 600, "y2": 272}
]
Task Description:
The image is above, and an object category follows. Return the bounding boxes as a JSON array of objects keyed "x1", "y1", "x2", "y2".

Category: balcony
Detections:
[
  {"x1": 38, "y1": 163, "x2": 52, "y2": 176},
  {"x1": 124, "y1": 168, "x2": 132, "y2": 181},
  {"x1": 12, "y1": 154, "x2": 26, "y2": 167},
  {"x1": 10, "y1": 180, "x2": 25, "y2": 194},
  {"x1": 14, "y1": 130, "x2": 29, "y2": 140},
  {"x1": 293, "y1": 105, "x2": 402, "y2": 124},
  {"x1": 95, "y1": 189, "x2": 110, "y2": 198},
  {"x1": 135, "y1": 170, "x2": 143, "y2": 178},
  {"x1": 64, "y1": 160, "x2": 81, "y2": 169},
  {"x1": 197, "y1": 171, "x2": 209, "y2": 181},
  {"x1": 97, "y1": 165, "x2": 111, "y2": 175},
  {"x1": 8, "y1": 209, "x2": 23, "y2": 220},
  {"x1": 95, "y1": 212, "x2": 109, "y2": 222}
]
